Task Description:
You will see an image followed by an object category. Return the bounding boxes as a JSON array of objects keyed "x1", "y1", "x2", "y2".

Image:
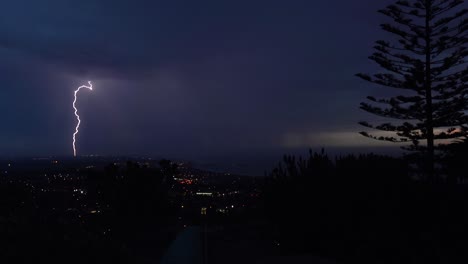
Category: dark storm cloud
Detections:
[
  {"x1": 0, "y1": 0, "x2": 388, "y2": 77},
  {"x1": 0, "y1": 0, "x2": 281, "y2": 78},
  {"x1": 0, "y1": 0, "x2": 397, "y2": 157},
  {"x1": 0, "y1": 0, "x2": 166, "y2": 78}
]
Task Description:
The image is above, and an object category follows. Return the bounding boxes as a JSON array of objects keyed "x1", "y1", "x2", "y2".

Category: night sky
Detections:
[{"x1": 0, "y1": 0, "x2": 397, "y2": 160}]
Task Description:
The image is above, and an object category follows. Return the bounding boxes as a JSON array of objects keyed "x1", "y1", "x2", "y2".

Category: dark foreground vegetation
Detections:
[{"x1": 264, "y1": 145, "x2": 468, "y2": 264}]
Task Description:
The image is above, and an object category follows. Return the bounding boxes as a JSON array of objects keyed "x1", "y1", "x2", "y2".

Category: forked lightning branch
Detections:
[{"x1": 72, "y1": 81, "x2": 93, "y2": 157}]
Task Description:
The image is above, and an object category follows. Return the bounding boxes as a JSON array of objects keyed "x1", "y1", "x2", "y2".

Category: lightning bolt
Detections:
[{"x1": 73, "y1": 81, "x2": 93, "y2": 157}]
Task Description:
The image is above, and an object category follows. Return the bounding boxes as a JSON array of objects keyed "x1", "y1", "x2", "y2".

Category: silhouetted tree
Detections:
[{"x1": 357, "y1": 0, "x2": 467, "y2": 179}]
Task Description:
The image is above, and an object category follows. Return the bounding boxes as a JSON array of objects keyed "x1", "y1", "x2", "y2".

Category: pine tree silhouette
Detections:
[{"x1": 357, "y1": 0, "x2": 467, "y2": 179}]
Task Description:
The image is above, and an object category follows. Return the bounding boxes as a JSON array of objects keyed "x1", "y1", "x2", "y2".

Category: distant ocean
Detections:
[
  {"x1": 0, "y1": 146, "x2": 402, "y2": 177},
  {"x1": 190, "y1": 146, "x2": 401, "y2": 176}
]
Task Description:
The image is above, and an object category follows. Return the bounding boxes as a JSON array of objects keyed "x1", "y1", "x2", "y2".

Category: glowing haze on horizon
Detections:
[{"x1": 72, "y1": 81, "x2": 93, "y2": 157}]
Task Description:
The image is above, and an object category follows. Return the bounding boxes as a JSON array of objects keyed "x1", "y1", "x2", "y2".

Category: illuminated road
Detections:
[{"x1": 160, "y1": 226, "x2": 203, "y2": 264}]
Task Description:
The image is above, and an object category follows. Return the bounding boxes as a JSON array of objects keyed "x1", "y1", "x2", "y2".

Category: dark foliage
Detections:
[{"x1": 264, "y1": 149, "x2": 468, "y2": 264}]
